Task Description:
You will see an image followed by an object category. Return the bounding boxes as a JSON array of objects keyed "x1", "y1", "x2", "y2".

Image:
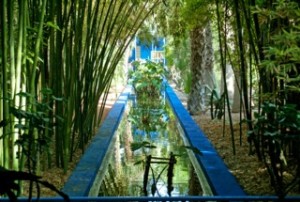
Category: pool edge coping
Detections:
[
  {"x1": 165, "y1": 82, "x2": 246, "y2": 196},
  {"x1": 62, "y1": 85, "x2": 132, "y2": 196}
]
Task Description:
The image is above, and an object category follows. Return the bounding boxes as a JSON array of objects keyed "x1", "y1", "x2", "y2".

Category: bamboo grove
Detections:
[
  {"x1": 214, "y1": 0, "x2": 300, "y2": 197},
  {"x1": 0, "y1": 0, "x2": 161, "y2": 174},
  {"x1": 157, "y1": 0, "x2": 299, "y2": 197}
]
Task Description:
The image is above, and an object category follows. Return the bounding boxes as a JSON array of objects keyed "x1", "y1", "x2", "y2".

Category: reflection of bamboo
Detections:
[
  {"x1": 100, "y1": 177, "x2": 109, "y2": 195},
  {"x1": 167, "y1": 152, "x2": 176, "y2": 196},
  {"x1": 108, "y1": 164, "x2": 118, "y2": 195},
  {"x1": 188, "y1": 165, "x2": 203, "y2": 195},
  {"x1": 115, "y1": 132, "x2": 121, "y2": 173},
  {"x1": 125, "y1": 120, "x2": 133, "y2": 160},
  {"x1": 143, "y1": 155, "x2": 151, "y2": 196}
]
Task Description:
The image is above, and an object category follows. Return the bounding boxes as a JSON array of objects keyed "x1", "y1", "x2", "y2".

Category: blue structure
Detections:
[{"x1": 128, "y1": 36, "x2": 165, "y2": 65}]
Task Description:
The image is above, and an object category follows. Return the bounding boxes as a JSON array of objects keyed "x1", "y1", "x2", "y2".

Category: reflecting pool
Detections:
[{"x1": 98, "y1": 95, "x2": 202, "y2": 197}]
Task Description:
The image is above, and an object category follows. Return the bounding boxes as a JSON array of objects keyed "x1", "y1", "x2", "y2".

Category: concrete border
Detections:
[
  {"x1": 62, "y1": 86, "x2": 131, "y2": 196},
  {"x1": 165, "y1": 83, "x2": 246, "y2": 196}
]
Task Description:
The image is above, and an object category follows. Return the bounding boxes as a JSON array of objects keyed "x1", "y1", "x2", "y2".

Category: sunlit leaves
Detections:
[
  {"x1": 129, "y1": 60, "x2": 165, "y2": 97},
  {"x1": 257, "y1": 1, "x2": 300, "y2": 108},
  {"x1": 181, "y1": 0, "x2": 213, "y2": 28},
  {"x1": 10, "y1": 89, "x2": 63, "y2": 173},
  {"x1": 46, "y1": 21, "x2": 61, "y2": 31}
]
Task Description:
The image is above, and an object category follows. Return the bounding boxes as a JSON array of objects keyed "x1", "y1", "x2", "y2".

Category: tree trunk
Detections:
[
  {"x1": 187, "y1": 22, "x2": 214, "y2": 115},
  {"x1": 203, "y1": 22, "x2": 215, "y2": 90}
]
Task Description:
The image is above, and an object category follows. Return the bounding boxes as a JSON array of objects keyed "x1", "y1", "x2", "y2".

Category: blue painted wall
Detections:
[{"x1": 129, "y1": 36, "x2": 165, "y2": 64}]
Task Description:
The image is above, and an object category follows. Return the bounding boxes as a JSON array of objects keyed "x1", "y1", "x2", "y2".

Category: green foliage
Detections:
[
  {"x1": 209, "y1": 89, "x2": 225, "y2": 120},
  {"x1": 128, "y1": 107, "x2": 168, "y2": 133},
  {"x1": 183, "y1": 70, "x2": 192, "y2": 94},
  {"x1": 10, "y1": 89, "x2": 63, "y2": 173},
  {"x1": 0, "y1": 89, "x2": 67, "y2": 200},
  {"x1": 127, "y1": 60, "x2": 177, "y2": 197},
  {"x1": 161, "y1": 0, "x2": 187, "y2": 42},
  {"x1": 165, "y1": 36, "x2": 191, "y2": 92},
  {"x1": 251, "y1": 102, "x2": 300, "y2": 142},
  {"x1": 131, "y1": 141, "x2": 157, "y2": 152},
  {"x1": 181, "y1": 0, "x2": 214, "y2": 28},
  {"x1": 137, "y1": 26, "x2": 162, "y2": 48},
  {"x1": 128, "y1": 60, "x2": 168, "y2": 133},
  {"x1": 249, "y1": 102, "x2": 300, "y2": 197},
  {"x1": 129, "y1": 60, "x2": 165, "y2": 98},
  {"x1": 257, "y1": 1, "x2": 300, "y2": 103},
  {"x1": 1, "y1": 0, "x2": 161, "y2": 172}
]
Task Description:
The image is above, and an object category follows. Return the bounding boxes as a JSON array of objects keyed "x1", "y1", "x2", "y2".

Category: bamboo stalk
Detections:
[
  {"x1": 29, "y1": 0, "x2": 162, "y2": 167},
  {"x1": 1, "y1": 0, "x2": 11, "y2": 169},
  {"x1": 55, "y1": 0, "x2": 64, "y2": 169},
  {"x1": 12, "y1": 0, "x2": 26, "y2": 171},
  {"x1": 215, "y1": 0, "x2": 236, "y2": 155},
  {"x1": 233, "y1": 0, "x2": 261, "y2": 160}
]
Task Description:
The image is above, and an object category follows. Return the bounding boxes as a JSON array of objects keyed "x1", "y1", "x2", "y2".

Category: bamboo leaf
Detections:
[
  {"x1": 144, "y1": 145, "x2": 157, "y2": 149},
  {"x1": 134, "y1": 159, "x2": 144, "y2": 165},
  {"x1": 14, "y1": 124, "x2": 28, "y2": 130},
  {"x1": 280, "y1": 150, "x2": 287, "y2": 166},
  {"x1": 46, "y1": 21, "x2": 61, "y2": 31},
  {"x1": 51, "y1": 96, "x2": 64, "y2": 101},
  {"x1": 16, "y1": 92, "x2": 33, "y2": 98},
  {"x1": 184, "y1": 146, "x2": 202, "y2": 155},
  {"x1": 0, "y1": 120, "x2": 8, "y2": 128}
]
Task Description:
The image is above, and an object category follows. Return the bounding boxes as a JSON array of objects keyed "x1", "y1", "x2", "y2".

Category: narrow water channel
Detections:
[{"x1": 98, "y1": 95, "x2": 202, "y2": 197}]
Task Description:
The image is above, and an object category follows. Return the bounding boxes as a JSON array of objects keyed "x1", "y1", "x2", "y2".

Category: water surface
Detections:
[{"x1": 98, "y1": 97, "x2": 202, "y2": 197}]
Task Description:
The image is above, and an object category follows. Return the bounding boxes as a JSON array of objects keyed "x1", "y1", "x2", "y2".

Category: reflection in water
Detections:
[{"x1": 98, "y1": 98, "x2": 202, "y2": 197}]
